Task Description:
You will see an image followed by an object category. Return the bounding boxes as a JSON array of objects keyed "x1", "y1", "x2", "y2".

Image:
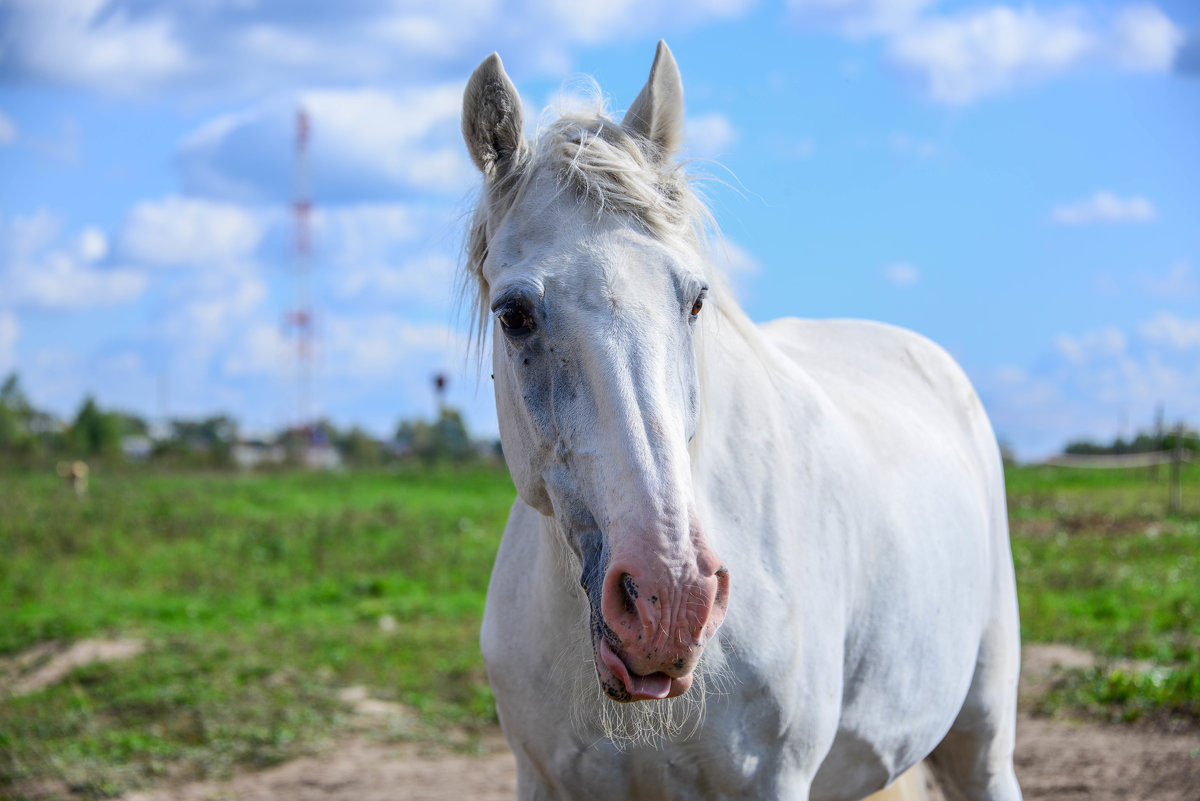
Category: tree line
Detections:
[
  {"x1": 1064, "y1": 426, "x2": 1198, "y2": 457},
  {"x1": 0, "y1": 372, "x2": 494, "y2": 469}
]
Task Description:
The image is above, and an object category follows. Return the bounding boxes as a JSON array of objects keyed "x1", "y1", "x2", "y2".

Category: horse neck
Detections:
[{"x1": 689, "y1": 298, "x2": 832, "y2": 550}]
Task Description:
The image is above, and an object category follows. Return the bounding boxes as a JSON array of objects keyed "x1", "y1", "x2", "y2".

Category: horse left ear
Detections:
[
  {"x1": 463, "y1": 52, "x2": 526, "y2": 179},
  {"x1": 622, "y1": 40, "x2": 684, "y2": 162}
]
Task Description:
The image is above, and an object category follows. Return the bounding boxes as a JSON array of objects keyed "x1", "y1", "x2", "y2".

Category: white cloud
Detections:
[
  {"x1": 709, "y1": 239, "x2": 762, "y2": 301},
  {"x1": 1054, "y1": 326, "x2": 1127, "y2": 365},
  {"x1": 883, "y1": 261, "x2": 920, "y2": 287},
  {"x1": 1, "y1": 0, "x2": 189, "y2": 95},
  {"x1": 119, "y1": 195, "x2": 267, "y2": 267},
  {"x1": 790, "y1": 138, "x2": 816, "y2": 159},
  {"x1": 313, "y1": 203, "x2": 461, "y2": 311},
  {"x1": 787, "y1": 0, "x2": 936, "y2": 37},
  {"x1": 0, "y1": 310, "x2": 18, "y2": 370},
  {"x1": 685, "y1": 113, "x2": 738, "y2": 159},
  {"x1": 1139, "y1": 312, "x2": 1200, "y2": 350},
  {"x1": 160, "y1": 272, "x2": 268, "y2": 347},
  {"x1": 176, "y1": 87, "x2": 474, "y2": 202},
  {"x1": 0, "y1": 211, "x2": 147, "y2": 310},
  {"x1": 984, "y1": 313, "x2": 1200, "y2": 458},
  {"x1": 1109, "y1": 4, "x2": 1184, "y2": 71},
  {"x1": 0, "y1": 0, "x2": 754, "y2": 99},
  {"x1": 322, "y1": 314, "x2": 465, "y2": 379},
  {"x1": 77, "y1": 226, "x2": 109, "y2": 262},
  {"x1": 0, "y1": 110, "x2": 17, "y2": 145},
  {"x1": 888, "y1": 132, "x2": 938, "y2": 157},
  {"x1": 335, "y1": 254, "x2": 458, "y2": 309},
  {"x1": 888, "y1": 5, "x2": 1095, "y2": 104},
  {"x1": 1140, "y1": 260, "x2": 1199, "y2": 299},
  {"x1": 714, "y1": 239, "x2": 761, "y2": 278},
  {"x1": 1051, "y1": 190, "x2": 1156, "y2": 225},
  {"x1": 302, "y1": 86, "x2": 473, "y2": 195},
  {"x1": 24, "y1": 117, "x2": 81, "y2": 164},
  {"x1": 886, "y1": 3, "x2": 1185, "y2": 104},
  {"x1": 223, "y1": 323, "x2": 289, "y2": 378}
]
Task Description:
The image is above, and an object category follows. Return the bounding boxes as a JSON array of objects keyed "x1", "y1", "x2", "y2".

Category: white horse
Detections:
[{"x1": 462, "y1": 42, "x2": 1021, "y2": 801}]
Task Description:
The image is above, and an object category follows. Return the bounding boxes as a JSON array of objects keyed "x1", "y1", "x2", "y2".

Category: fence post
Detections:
[{"x1": 1169, "y1": 424, "x2": 1183, "y2": 515}]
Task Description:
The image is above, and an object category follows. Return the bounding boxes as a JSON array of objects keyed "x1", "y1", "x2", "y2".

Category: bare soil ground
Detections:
[
  {"x1": 2, "y1": 638, "x2": 144, "y2": 697},
  {"x1": 113, "y1": 643, "x2": 1200, "y2": 801}
]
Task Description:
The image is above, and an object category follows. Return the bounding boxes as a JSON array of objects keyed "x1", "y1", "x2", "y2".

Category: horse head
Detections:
[{"x1": 462, "y1": 42, "x2": 730, "y2": 703}]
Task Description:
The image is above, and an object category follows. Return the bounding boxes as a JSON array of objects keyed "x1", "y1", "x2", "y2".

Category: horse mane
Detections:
[{"x1": 460, "y1": 103, "x2": 721, "y2": 356}]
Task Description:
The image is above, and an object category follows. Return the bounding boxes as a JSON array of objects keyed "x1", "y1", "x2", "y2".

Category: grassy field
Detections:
[
  {"x1": 1, "y1": 460, "x2": 1198, "y2": 798},
  {"x1": 1, "y1": 466, "x2": 516, "y2": 798},
  {"x1": 1006, "y1": 463, "x2": 1200, "y2": 725}
]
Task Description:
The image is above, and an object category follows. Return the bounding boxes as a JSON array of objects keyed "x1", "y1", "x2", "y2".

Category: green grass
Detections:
[
  {"x1": 0, "y1": 465, "x2": 515, "y2": 798},
  {"x1": 1, "y1": 461, "x2": 1197, "y2": 798},
  {"x1": 1007, "y1": 462, "x2": 1200, "y2": 727}
]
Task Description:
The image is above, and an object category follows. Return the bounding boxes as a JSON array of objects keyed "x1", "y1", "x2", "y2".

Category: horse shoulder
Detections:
[{"x1": 758, "y1": 317, "x2": 996, "y2": 462}]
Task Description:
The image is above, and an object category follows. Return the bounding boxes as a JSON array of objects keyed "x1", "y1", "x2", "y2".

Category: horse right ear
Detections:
[{"x1": 463, "y1": 53, "x2": 526, "y2": 179}]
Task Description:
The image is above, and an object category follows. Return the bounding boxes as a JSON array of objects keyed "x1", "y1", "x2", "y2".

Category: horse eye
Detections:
[
  {"x1": 498, "y1": 306, "x2": 534, "y2": 334},
  {"x1": 690, "y1": 298, "x2": 704, "y2": 317}
]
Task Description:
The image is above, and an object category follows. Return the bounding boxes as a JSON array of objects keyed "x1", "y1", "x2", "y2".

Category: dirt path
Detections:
[
  {"x1": 113, "y1": 644, "x2": 1196, "y2": 800},
  {"x1": 123, "y1": 736, "x2": 518, "y2": 801}
]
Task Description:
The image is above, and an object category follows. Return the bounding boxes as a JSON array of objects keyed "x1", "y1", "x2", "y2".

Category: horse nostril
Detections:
[{"x1": 620, "y1": 573, "x2": 639, "y2": 617}]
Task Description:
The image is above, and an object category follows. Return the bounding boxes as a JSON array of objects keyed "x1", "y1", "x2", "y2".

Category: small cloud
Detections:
[
  {"x1": 984, "y1": 313, "x2": 1200, "y2": 457},
  {"x1": 1140, "y1": 260, "x2": 1199, "y2": 298},
  {"x1": 0, "y1": 310, "x2": 18, "y2": 369},
  {"x1": 77, "y1": 226, "x2": 109, "y2": 262},
  {"x1": 886, "y1": 4, "x2": 1185, "y2": 105},
  {"x1": 1093, "y1": 271, "x2": 1119, "y2": 296},
  {"x1": 1110, "y1": 4, "x2": 1185, "y2": 71},
  {"x1": 992, "y1": 365, "x2": 1028, "y2": 386},
  {"x1": 789, "y1": 137, "x2": 815, "y2": 160},
  {"x1": 0, "y1": 1, "x2": 189, "y2": 95},
  {"x1": 714, "y1": 240, "x2": 760, "y2": 278},
  {"x1": 1176, "y1": 27, "x2": 1200, "y2": 73},
  {"x1": 767, "y1": 134, "x2": 815, "y2": 161},
  {"x1": 176, "y1": 87, "x2": 473, "y2": 203},
  {"x1": 787, "y1": 0, "x2": 935, "y2": 37},
  {"x1": 888, "y1": 5, "x2": 1095, "y2": 104},
  {"x1": 119, "y1": 195, "x2": 266, "y2": 268},
  {"x1": 685, "y1": 112, "x2": 738, "y2": 159},
  {"x1": 0, "y1": 211, "x2": 147, "y2": 310},
  {"x1": 1050, "y1": 190, "x2": 1155, "y2": 225},
  {"x1": 27, "y1": 117, "x2": 81, "y2": 164},
  {"x1": 1054, "y1": 326, "x2": 1126, "y2": 365},
  {"x1": 0, "y1": 110, "x2": 16, "y2": 145},
  {"x1": 883, "y1": 262, "x2": 920, "y2": 287},
  {"x1": 1138, "y1": 312, "x2": 1200, "y2": 350},
  {"x1": 888, "y1": 132, "x2": 938, "y2": 158}
]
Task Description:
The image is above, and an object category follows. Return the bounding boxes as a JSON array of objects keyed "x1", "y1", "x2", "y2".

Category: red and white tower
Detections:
[{"x1": 285, "y1": 107, "x2": 315, "y2": 453}]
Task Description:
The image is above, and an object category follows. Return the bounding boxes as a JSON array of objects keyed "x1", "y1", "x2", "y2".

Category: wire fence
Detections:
[{"x1": 1039, "y1": 426, "x2": 1193, "y2": 513}]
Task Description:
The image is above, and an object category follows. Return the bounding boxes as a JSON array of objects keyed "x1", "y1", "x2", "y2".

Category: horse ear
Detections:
[
  {"x1": 462, "y1": 53, "x2": 526, "y2": 179},
  {"x1": 622, "y1": 40, "x2": 684, "y2": 162}
]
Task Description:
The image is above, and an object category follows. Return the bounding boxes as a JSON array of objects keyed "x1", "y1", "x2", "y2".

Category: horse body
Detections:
[{"x1": 466, "y1": 42, "x2": 1020, "y2": 801}]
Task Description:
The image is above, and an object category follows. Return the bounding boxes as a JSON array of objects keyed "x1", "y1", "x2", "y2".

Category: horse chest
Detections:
[{"x1": 547, "y1": 733, "x2": 786, "y2": 801}]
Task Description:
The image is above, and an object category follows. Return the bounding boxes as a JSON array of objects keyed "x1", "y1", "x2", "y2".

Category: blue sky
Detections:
[{"x1": 1, "y1": 0, "x2": 1197, "y2": 458}]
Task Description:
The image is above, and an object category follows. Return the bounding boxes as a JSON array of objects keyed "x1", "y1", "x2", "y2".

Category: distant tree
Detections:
[
  {"x1": 337, "y1": 425, "x2": 382, "y2": 466},
  {"x1": 394, "y1": 407, "x2": 474, "y2": 464},
  {"x1": 0, "y1": 373, "x2": 34, "y2": 454},
  {"x1": 70, "y1": 396, "x2": 122, "y2": 457},
  {"x1": 1064, "y1": 426, "x2": 1197, "y2": 456},
  {"x1": 434, "y1": 407, "x2": 472, "y2": 461},
  {"x1": 113, "y1": 411, "x2": 149, "y2": 438},
  {"x1": 159, "y1": 414, "x2": 237, "y2": 465}
]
